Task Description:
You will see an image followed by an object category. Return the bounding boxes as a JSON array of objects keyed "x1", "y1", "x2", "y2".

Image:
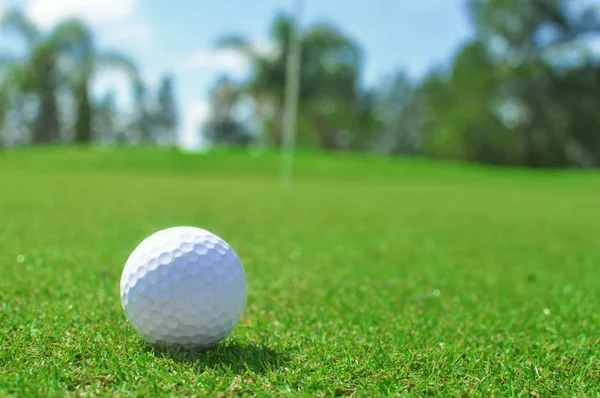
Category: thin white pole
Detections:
[{"x1": 281, "y1": 0, "x2": 303, "y2": 187}]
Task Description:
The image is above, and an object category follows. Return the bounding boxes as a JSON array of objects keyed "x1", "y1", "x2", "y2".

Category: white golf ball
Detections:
[{"x1": 120, "y1": 226, "x2": 247, "y2": 349}]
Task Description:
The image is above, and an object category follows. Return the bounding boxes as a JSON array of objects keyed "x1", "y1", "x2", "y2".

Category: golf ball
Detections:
[{"x1": 120, "y1": 226, "x2": 247, "y2": 349}]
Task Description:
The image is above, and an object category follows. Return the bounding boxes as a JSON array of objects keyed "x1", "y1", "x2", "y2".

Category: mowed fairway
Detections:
[{"x1": 1, "y1": 148, "x2": 599, "y2": 396}]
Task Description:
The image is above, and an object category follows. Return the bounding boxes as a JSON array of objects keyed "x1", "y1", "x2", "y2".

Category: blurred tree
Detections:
[
  {"x1": 216, "y1": 13, "x2": 377, "y2": 150},
  {"x1": 31, "y1": 45, "x2": 61, "y2": 144},
  {"x1": 301, "y1": 22, "x2": 380, "y2": 150},
  {"x1": 93, "y1": 90, "x2": 119, "y2": 144},
  {"x1": 0, "y1": 10, "x2": 141, "y2": 145},
  {"x1": 404, "y1": 0, "x2": 600, "y2": 167},
  {"x1": 464, "y1": 0, "x2": 600, "y2": 167},
  {"x1": 0, "y1": 65, "x2": 35, "y2": 146},
  {"x1": 47, "y1": 20, "x2": 141, "y2": 144},
  {"x1": 0, "y1": 11, "x2": 60, "y2": 144},
  {"x1": 202, "y1": 76, "x2": 253, "y2": 147},
  {"x1": 417, "y1": 41, "x2": 518, "y2": 165},
  {"x1": 131, "y1": 80, "x2": 154, "y2": 143},
  {"x1": 554, "y1": 62, "x2": 600, "y2": 167},
  {"x1": 373, "y1": 71, "x2": 422, "y2": 155},
  {"x1": 128, "y1": 75, "x2": 179, "y2": 145},
  {"x1": 215, "y1": 16, "x2": 290, "y2": 146},
  {"x1": 154, "y1": 74, "x2": 179, "y2": 145},
  {"x1": 414, "y1": 68, "x2": 462, "y2": 160}
]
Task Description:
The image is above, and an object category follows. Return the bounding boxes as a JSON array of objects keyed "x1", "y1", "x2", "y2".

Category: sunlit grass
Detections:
[{"x1": 1, "y1": 147, "x2": 598, "y2": 396}]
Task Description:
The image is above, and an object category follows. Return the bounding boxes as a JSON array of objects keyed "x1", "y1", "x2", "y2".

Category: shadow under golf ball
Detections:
[{"x1": 143, "y1": 340, "x2": 291, "y2": 375}]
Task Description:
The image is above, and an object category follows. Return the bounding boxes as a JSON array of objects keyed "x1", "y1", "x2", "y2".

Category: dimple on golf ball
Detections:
[{"x1": 120, "y1": 226, "x2": 247, "y2": 349}]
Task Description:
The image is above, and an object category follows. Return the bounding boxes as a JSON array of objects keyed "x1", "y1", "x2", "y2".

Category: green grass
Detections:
[{"x1": 1, "y1": 147, "x2": 599, "y2": 396}]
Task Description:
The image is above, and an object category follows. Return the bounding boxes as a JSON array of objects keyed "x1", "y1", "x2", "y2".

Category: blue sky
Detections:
[{"x1": 0, "y1": 0, "x2": 474, "y2": 147}]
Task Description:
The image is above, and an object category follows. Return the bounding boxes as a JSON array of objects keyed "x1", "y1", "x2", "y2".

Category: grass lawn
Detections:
[{"x1": 1, "y1": 147, "x2": 599, "y2": 396}]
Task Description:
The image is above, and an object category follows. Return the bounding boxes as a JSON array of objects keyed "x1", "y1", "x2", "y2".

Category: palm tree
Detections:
[
  {"x1": 215, "y1": 16, "x2": 289, "y2": 146},
  {"x1": 0, "y1": 62, "x2": 38, "y2": 146},
  {"x1": 216, "y1": 14, "x2": 375, "y2": 150},
  {"x1": 0, "y1": 67, "x2": 14, "y2": 145},
  {"x1": 203, "y1": 76, "x2": 253, "y2": 146},
  {"x1": 0, "y1": 64, "x2": 14, "y2": 143},
  {"x1": 0, "y1": 11, "x2": 60, "y2": 144},
  {"x1": 0, "y1": 10, "x2": 141, "y2": 145},
  {"x1": 49, "y1": 19, "x2": 141, "y2": 143}
]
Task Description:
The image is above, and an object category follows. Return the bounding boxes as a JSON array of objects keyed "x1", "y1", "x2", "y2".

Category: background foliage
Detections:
[{"x1": 1, "y1": 0, "x2": 599, "y2": 168}]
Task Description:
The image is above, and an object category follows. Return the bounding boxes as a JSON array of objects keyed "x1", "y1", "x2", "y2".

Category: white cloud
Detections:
[
  {"x1": 179, "y1": 100, "x2": 210, "y2": 150},
  {"x1": 25, "y1": 0, "x2": 139, "y2": 28},
  {"x1": 252, "y1": 37, "x2": 278, "y2": 59},
  {"x1": 184, "y1": 49, "x2": 249, "y2": 75},
  {"x1": 23, "y1": 0, "x2": 153, "y2": 45},
  {"x1": 106, "y1": 21, "x2": 153, "y2": 44},
  {"x1": 183, "y1": 37, "x2": 276, "y2": 76}
]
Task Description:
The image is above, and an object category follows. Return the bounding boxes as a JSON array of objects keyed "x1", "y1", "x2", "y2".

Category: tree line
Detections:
[
  {"x1": 2, "y1": 0, "x2": 600, "y2": 169},
  {"x1": 205, "y1": 0, "x2": 600, "y2": 168}
]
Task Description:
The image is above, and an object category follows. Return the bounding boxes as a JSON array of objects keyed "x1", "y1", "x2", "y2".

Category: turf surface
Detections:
[{"x1": 1, "y1": 147, "x2": 599, "y2": 396}]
